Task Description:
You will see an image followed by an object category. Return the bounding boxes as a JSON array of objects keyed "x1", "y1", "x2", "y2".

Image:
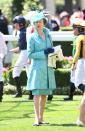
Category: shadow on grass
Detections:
[
  {"x1": 0, "y1": 99, "x2": 34, "y2": 121},
  {"x1": 53, "y1": 99, "x2": 79, "y2": 102},
  {"x1": 0, "y1": 114, "x2": 34, "y2": 120},
  {"x1": 0, "y1": 101, "x2": 33, "y2": 116},
  {"x1": 42, "y1": 123, "x2": 77, "y2": 127},
  {"x1": 49, "y1": 98, "x2": 79, "y2": 102},
  {"x1": 3, "y1": 100, "x2": 33, "y2": 103},
  {"x1": 0, "y1": 112, "x2": 34, "y2": 123},
  {"x1": 0, "y1": 101, "x2": 21, "y2": 111}
]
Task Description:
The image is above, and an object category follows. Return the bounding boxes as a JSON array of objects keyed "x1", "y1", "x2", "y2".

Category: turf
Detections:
[{"x1": 0, "y1": 95, "x2": 85, "y2": 131}]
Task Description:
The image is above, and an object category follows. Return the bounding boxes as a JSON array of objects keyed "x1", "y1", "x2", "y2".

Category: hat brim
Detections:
[
  {"x1": 31, "y1": 12, "x2": 48, "y2": 24},
  {"x1": 33, "y1": 16, "x2": 48, "y2": 23}
]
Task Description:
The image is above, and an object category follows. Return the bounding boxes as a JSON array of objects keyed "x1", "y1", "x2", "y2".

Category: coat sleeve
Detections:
[
  {"x1": 44, "y1": 27, "x2": 53, "y2": 48},
  {"x1": 27, "y1": 37, "x2": 47, "y2": 60},
  {"x1": 73, "y1": 37, "x2": 81, "y2": 63},
  {"x1": 48, "y1": 34, "x2": 53, "y2": 48}
]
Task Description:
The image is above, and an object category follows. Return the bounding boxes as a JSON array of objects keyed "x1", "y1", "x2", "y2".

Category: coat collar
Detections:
[{"x1": 34, "y1": 27, "x2": 49, "y2": 37}]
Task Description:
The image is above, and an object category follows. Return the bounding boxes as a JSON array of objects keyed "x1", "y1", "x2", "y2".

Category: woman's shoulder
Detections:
[
  {"x1": 29, "y1": 32, "x2": 36, "y2": 41},
  {"x1": 44, "y1": 27, "x2": 50, "y2": 34},
  {"x1": 44, "y1": 27, "x2": 51, "y2": 38}
]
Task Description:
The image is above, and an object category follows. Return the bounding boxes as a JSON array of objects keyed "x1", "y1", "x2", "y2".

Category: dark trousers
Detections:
[{"x1": 0, "y1": 81, "x2": 3, "y2": 101}]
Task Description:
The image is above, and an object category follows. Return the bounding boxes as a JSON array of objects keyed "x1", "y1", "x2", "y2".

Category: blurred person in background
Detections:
[
  {"x1": 0, "y1": 9, "x2": 14, "y2": 67},
  {"x1": 70, "y1": 7, "x2": 84, "y2": 24},
  {"x1": 82, "y1": 7, "x2": 85, "y2": 20},
  {"x1": 59, "y1": 11, "x2": 70, "y2": 27},
  {"x1": 50, "y1": 15, "x2": 60, "y2": 31},
  {"x1": 42, "y1": 9, "x2": 52, "y2": 31},
  {"x1": 42, "y1": 9, "x2": 59, "y2": 31},
  {"x1": 4, "y1": 24, "x2": 14, "y2": 67},
  {"x1": 0, "y1": 32, "x2": 7, "y2": 102},
  {"x1": 0, "y1": 9, "x2": 9, "y2": 35}
]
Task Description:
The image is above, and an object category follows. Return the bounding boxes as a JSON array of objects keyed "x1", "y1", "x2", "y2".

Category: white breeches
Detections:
[
  {"x1": 13, "y1": 50, "x2": 30, "y2": 78},
  {"x1": 74, "y1": 59, "x2": 85, "y2": 87},
  {"x1": 0, "y1": 57, "x2": 3, "y2": 81},
  {"x1": 70, "y1": 70, "x2": 75, "y2": 83}
]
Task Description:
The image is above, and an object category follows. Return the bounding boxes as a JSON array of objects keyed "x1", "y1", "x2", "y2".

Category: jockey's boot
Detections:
[
  {"x1": 24, "y1": 91, "x2": 33, "y2": 100},
  {"x1": 47, "y1": 95, "x2": 53, "y2": 101},
  {"x1": 12, "y1": 77, "x2": 22, "y2": 98},
  {"x1": 78, "y1": 84, "x2": 84, "y2": 92},
  {"x1": 64, "y1": 82, "x2": 75, "y2": 101}
]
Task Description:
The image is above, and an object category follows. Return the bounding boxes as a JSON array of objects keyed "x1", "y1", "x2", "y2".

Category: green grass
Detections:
[{"x1": 0, "y1": 95, "x2": 85, "y2": 131}]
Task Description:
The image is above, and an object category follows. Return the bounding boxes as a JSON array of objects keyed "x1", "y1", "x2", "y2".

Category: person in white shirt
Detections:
[{"x1": 0, "y1": 32, "x2": 7, "y2": 102}]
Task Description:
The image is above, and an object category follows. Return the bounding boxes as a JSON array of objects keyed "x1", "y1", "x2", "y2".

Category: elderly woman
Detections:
[{"x1": 27, "y1": 12, "x2": 56, "y2": 126}]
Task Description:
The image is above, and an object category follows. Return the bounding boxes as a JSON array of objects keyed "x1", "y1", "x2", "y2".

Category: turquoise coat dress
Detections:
[{"x1": 27, "y1": 27, "x2": 56, "y2": 95}]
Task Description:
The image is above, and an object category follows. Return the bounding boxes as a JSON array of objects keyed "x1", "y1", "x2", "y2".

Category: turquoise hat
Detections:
[{"x1": 31, "y1": 11, "x2": 48, "y2": 24}]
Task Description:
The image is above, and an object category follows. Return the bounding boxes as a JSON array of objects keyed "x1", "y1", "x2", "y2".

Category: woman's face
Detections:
[
  {"x1": 34, "y1": 19, "x2": 45, "y2": 31},
  {"x1": 73, "y1": 27, "x2": 79, "y2": 36}
]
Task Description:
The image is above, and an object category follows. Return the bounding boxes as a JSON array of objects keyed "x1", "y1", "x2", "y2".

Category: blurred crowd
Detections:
[
  {"x1": 30, "y1": 7, "x2": 85, "y2": 31},
  {"x1": 1, "y1": 7, "x2": 85, "y2": 35}
]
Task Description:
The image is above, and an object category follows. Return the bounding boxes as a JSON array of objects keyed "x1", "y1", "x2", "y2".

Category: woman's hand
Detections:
[
  {"x1": 44, "y1": 48, "x2": 54, "y2": 54},
  {"x1": 27, "y1": 59, "x2": 31, "y2": 64},
  {"x1": 9, "y1": 47, "x2": 19, "y2": 53},
  {"x1": 71, "y1": 64, "x2": 76, "y2": 71}
]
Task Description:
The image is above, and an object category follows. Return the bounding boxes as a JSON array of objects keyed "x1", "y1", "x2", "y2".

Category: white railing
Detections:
[
  {"x1": 3, "y1": 31, "x2": 74, "y2": 42},
  {"x1": 50, "y1": 31, "x2": 73, "y2": 41},
  {"x1": 4, "y1": 35, "x2": 19, "y2": 41}
]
